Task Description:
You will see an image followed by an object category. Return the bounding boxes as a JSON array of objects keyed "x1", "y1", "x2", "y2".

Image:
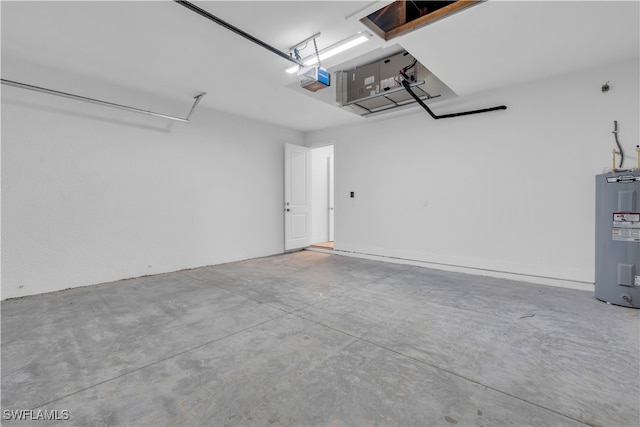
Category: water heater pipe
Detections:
[
  {"x1": 613, "y1": 120, "x2": 624, "y2": 168},
  {"x1": 612, "y1": 149, "x2": 621, "y2": 172}
]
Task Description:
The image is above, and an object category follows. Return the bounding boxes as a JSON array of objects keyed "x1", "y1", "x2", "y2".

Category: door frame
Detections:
[{"x1": 308, "y1": 142, "x2": 335, "y2": 246}]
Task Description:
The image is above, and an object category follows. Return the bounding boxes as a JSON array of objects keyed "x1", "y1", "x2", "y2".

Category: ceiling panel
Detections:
[
  {"x1": 2, "y1": 1, "x2": 638, "y2": 132},
  {"x1": 397, "y1": 1, "x2": 640, "y2": 96}
]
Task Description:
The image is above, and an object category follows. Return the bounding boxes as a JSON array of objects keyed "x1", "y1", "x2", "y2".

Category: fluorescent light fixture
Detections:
[{"x1": 286, "y1": 32, "x2": 371, "y2": 73}]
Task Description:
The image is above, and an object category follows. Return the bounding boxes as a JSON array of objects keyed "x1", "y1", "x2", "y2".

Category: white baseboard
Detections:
[{"x1": 306, "y1": 247, "x2": 594, "y2": 292}]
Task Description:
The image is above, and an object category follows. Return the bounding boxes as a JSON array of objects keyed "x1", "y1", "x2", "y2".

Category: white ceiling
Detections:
[{"x1": 2, "y1": 1, "x2": 638, "y2": 132}]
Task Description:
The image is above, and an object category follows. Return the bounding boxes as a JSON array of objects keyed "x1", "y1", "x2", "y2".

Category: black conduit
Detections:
[
  {"x1": 174, "y1": 0, "x2": 306, "y2": 68},
  {"x1": 401, "y1": 79, "x2": 507, "y2": 119}
]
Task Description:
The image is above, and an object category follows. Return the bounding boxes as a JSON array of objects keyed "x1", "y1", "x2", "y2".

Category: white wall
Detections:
[
  {"x1": 306, "y1": 58, "x2": 640, "y2": 289},
  {"x1": 310, "y1": 145, "x2": 334, "y2": 244},
  {"x1": 1, "y1": 77, "x2": 303, "y2": 299}
]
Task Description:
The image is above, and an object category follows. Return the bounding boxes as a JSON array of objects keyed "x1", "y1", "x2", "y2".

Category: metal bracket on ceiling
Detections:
[
  {"x1": 289, "y1": 33, "x2": 321, "y2": 55},
  {"x1": 1, "y1": 78, "x2": 206, "y2": 123}
]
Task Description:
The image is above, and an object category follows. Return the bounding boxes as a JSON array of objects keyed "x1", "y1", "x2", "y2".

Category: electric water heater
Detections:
[{"x1": 595, "y1": 172, "x2": 640, "y2": 307}]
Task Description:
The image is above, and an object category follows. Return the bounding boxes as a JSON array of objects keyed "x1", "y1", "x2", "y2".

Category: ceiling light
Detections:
[{"x1": 286, "y1": 32, "x2": 371, "y2": 73}]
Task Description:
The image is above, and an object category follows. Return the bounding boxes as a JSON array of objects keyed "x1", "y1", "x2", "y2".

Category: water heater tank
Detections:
[{"x1": 595, "y1": 172, "x2": 640, "y2": 307}]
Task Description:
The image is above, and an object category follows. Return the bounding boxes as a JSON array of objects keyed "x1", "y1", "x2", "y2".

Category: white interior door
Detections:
[
  {"x1": 284, "y1": 143, "x2": 311, "y2": 250},
  {"x1": 328, "y1": 154, "x2": 335, "y2": 241}
]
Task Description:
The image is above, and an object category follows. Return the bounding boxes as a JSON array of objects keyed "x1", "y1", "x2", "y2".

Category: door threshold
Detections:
[{"x1": 310, "y1": 241, "x2": 334, "y2": 250}]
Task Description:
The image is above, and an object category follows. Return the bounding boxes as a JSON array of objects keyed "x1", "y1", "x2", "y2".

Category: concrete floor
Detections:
[{"x1": 1, "y1": 251, "x2": 638, "y2": 427}]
